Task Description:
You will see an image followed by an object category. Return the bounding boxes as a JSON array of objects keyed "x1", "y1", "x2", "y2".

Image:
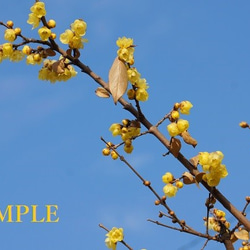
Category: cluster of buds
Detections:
[
  {"x1": 102, "y1": 142, "x2": 119, "y2": 160},
  {"x1": 38, "y1": 58, "x2": 77, "y2": 83},
  {"x1": 162, "y1": 172, "x2": 184, "y2": 198},
  {"x1": 204, "y1": 208, "x2": 230, "y2": 233},
  {"x1": 198, "y1": 151, "x2": 228, "y2": 187},
  {"x1": 109, "y1": 119, "x2": 141, "y2": 154},
  {"x1": 60, "y1": 19, "x2": 88, "y2": 49},
  {"x1": 167, "y1": 101, "x2": 193, "y2": 137},
  {"x1": 239, "y1": 241, "x2": 250, "y2": 250}
]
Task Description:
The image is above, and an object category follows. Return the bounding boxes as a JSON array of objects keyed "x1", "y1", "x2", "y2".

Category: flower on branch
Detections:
[{"x1": 105, "y1": 227, "x2": 124, "y2": 250}]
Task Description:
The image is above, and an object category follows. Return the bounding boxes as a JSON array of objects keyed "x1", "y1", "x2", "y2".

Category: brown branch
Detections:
[{"x1": 79, "y1": 63, "x2": 250, "y2": 232}]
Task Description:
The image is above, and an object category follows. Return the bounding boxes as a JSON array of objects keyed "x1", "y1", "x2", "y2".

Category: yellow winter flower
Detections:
[
  {"x1": 176, "y1": 119, "x2": 189, "y2": 133},
  {"x1": 22, "y1": 45, "x2": 32, "y2": 55},
  {"x1": 109, "y1": 123, "x2": 122, "y2": 136},
  {"x1": 30, "y1": 1, "x2": 46, "y2": 18},
  {"x1": 163, "y1": 183, "x2": 178, "y2": 198},
  {"x1": 117, "y1": 47, "x2": 134, "y2": 65},
  {"x1": 106, "y1": 227, "x2": 124, "y2": 244},
  {"x1": 4, "y1": 29, "x2": 16, "y2": 42},
  {"x1": 9, "y1": 50, "x2": 24, "y2": 62},
  {"x1": 135, "y1": 88, "x2": 148, "y2": 101},
  {"x1": 68, "y1": 35, "x2": 87, "y2": 49},
  {"x1": 27, "y1": 13, "x2": 40, "y2": 29},
  {"x1": 127, "y1": 67, "x2": 141, "y2": 85},
  {"x1": 60, "y1": 29, "x2": 74, "y2": 44},
  {"x1": 116, "y1": 37, "x2": 133, "y2": 48},
  {"x1": 162, "y1": 172, "x2": 174, "y2": 184},
  {"x1": 167, "y1": 122, "x2": 180, "y2": 137},
  {"x1": 71, "y1": 19, "x2": 87, "y2": 36},
  {"x1": 38, "y1": 26, "x2": 52, "y2": 41},
  {"x1": 179, "y1": 100, "x2": 193, "y2": 115},
  {"x1": 2, "y1": 43, "x2": 13, "y2": 57}
]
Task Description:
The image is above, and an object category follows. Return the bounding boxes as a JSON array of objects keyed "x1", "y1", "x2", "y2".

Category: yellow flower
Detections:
[
  {"x1": 22, "y1": 45, "x2": 32, "y2": 55},
  {"x1": 2, "y1": 43, "x2": 13, "y2": 57},
  {"x1": 177, "y1": 119, "x2": 189, "y2": 133},
  {"x1": 4, "y1": 29, "x2": 16, "y2": 42},
  {"x1": 105, "y1": 237, "x2": 116, "y2": 250},
  {"x1": 9, "y1": 50, "x2": 24, "y2": 62},
  {"x1": 68, "y1": 35, "x2": 86, "y2": 49},
  {"x1": 135, "y1": 88, "x2": 148, "y2": 102},
  {"x1": 179, "y1": 100, "x2": 193, "y2": 115},
  {"x1": 162, "y1": 172, "x2": 174, "y2": 184},
  {"x1": 27, "y1": 13, "x2": 40, "y2": 29},
  {"x1": 30, "y1": 2, "x2": 46, "y2": 18},
  {"x1": 38, "y1": 26, "x2": 52, "y2": 41},
  {"x1": 106, "y1": 227, "x2": 124, "y2": 244},
  {"x1": 136, "y1": 78, "x2": 149, "y2": 89},
  {"x1": 198, "y1": 152, "x2": 210, "y2": 166},
  {"x1": 71, "y1": 19, "x2": 87, "y2": 36},
  {"x1": 163, "y1": 183, "x2": 178, "y2": 198},
  {"x1": 117, "y1": 47, "x2": 134, "y2": 64},
  {"x1": 116, "y1": 37, "x2": 133, "y2": 48},
  {"x1": 109, "y1": 123, "x2": 122, "y2": 136},
  {"x1": 60, "y1": 29, "x2": 74, "y2": 44},
  {"x1": 167, "y1": 123, "x2": 179, "y2": 137},
  {"x1": 127, "y1": 67, "x2": 141, "y2": 85}
]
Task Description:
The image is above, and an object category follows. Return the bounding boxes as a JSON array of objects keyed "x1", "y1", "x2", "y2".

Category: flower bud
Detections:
[
  {"x1": 7, "y1": 20, "x2": 14, "y2": 28},
  {"x1": 47, "y1": 19, "x2": 56, "y2": 28}
]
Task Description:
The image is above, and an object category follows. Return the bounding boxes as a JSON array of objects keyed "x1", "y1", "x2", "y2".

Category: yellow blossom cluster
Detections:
[
  {"x1": 0, "y1": 43, "x2": 24, "y2": 63},
  {"x1": 105, "y1": 227, "x2": 124, "y2": 250},
  {"x1": 127, "y1": 67, "x2": 149, "y2": 102},
  {"x1": 38, "y1": 58, "x2": 77, "y2": 83},
  {"x1": 116, "y1": 37, "x2": 134, "y2": 65},
  {"x1": 167, "y1": 101, "x2": 193, "y2": 137},
  {"x1": 107, "y1": 119, "x2": 140, "y2": 155},
  {"x1": 205, "y1": 208, "x2": 230, "y2": 232},
  {"x1": 199, "y1": 151, "x2": 228, "y2": 187},
  {"x1": 60, "y1": 19, "x2": 88, "y2": 49},
  {"x1": 162, "y1": 172, "x2": 184, "y2": 198},
  {"x1": 27, "y1": 1, "x2": 46, "y2": 29}
]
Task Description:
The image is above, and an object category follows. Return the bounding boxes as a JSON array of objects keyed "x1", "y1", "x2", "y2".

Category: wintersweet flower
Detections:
[
  {"x1": 9, "y1": 50, "x2": 24, "y2": 62},
  {"x1": 199, "y1": 151, "x2": 228, "y2": 187},
  {"x1": 117, "y1": 47, "x2": 134, "y2": 65},
  {"x1": 38, "y1": 26, "x2": 52, "y2": 41},
  {"x1": 116, "y1": 37, "x2": 133, "y2": 48},
  {"x1": 30, "y1": 2, "x2": 46, "y2": 18},
  {"x1": 176, "y1": 119, "x2": 189, "y2": 133},
  {"x1": 127, "y1": 67, "x2": 141, "y2": 85},
  {"x1": 163, "y1": 183, "x2": 178, "y2": 198},
  {"x1": 4, "y1": 29, "x2": 16, "y2": 42},
  {"x1": 2, "y1": 43, "x2": 13, "y2": 57},
  {"x1": 105, "y1": 227, "x2": 123, "y2": 249},
  {"x1": 162, "y1": 172, "x2": 174, "y2": 184},
  {"x1": 27, "y1": 13, "x2": 40, "y2": 29},
  {"x1": 135, "y1": 88, "x2": 148, "y2": 102},
  {"x1": 60, "y1": 29, "x2": 74, "y2": 44},
  {"x1": 109, "y1": 123, "x2": 122, "y2": 136},
  {"x1": 179, "y1": 100, "x2": 193, "y2": 115},
  {"x1": 167, "y1": 123, "x2": 180, "y2": 137},
  {"x1": 22, "y1": 45, "x2": 32, "y2": 55},
  {"x1": 71, "y1": 19, "x2": 87, "y2": 36}
]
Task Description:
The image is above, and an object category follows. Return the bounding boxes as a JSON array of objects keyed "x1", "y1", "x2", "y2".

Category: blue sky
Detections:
[{"x1": 1, "y1": 1, "x2": 250, "y2": 249}]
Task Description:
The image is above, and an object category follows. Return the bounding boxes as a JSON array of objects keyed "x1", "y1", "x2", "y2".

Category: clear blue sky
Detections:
[{"x1": 1, "y1": 1, "x2": 250, "y2": 249}]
